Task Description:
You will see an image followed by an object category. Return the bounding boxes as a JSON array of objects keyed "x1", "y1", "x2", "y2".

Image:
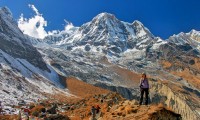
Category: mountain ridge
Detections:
[{"x1": 30, "y1": 11, "x2": 200, "y2": 120}]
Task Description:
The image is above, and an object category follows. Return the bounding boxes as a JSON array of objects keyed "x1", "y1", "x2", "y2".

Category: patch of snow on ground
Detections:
[
  {"x1": 151, "y1": 38, "x2": 167, "y2": 50},
  {"x1": 1, "y1": 50, "x2": 64, "y2": 88},
  {"x1": 0, "y1": 49, "x2": 72, "y2": 114},
  {"x1": 123, "y1": 48, "x2": 145, "y2": 60}
]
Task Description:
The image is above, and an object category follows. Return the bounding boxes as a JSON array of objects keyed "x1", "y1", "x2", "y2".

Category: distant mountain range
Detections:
[{"x1": 0, "y1": 7, "x2": 199, "y2": 119}]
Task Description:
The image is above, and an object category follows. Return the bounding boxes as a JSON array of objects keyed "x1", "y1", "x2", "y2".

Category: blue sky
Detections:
[{"x1": 1, "y1": 0, "x2": 200, "y2": 39}]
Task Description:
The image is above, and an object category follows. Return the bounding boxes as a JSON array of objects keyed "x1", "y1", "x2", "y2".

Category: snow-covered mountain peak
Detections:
[
  {"x1": 94, "y1": 12, "x2": 116, "y2": 20},
  {"x1": 32, "y1": 12, "x2": 158, "y2": 53},
  {"x1": 167, "y1": 30, "x2": 200, "y2": 50},
  {"x1": 190, "y1": 29, "x2": 199, "y2": 34},
  {"x1": 132, "y1": 20, "x2": 144, "y2": 27},
  {"x1": 90, "y1": 12, "x2": 120, "y2": 27},
  {"x1": 188, "y1": 29, "x2": 200, "y2": 43},
  {"x1": 189, "y1": 29, "x2": 200, "y2": 37},
  {"x1": 171, "y1": 30, "x2": 200, "y2": 41},
  {"x1": 132, "y1": 20, "x2": 154, "y2": 39}
]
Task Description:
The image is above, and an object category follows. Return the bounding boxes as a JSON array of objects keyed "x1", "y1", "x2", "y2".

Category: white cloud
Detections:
[
  {"x1": 18, "y1": 4, "x2": 75, "y2": 39},
  {"x1": 47, "y1": 30, "x2": 60, "y2": 36},
  {"x1": 64, "y1": 19, "x2": 74, "y2": 31},
  {"x1": 29, "y1": 4, "x2": 39, "y2": 15},
  {"x1": 18, "y1": 4, "x2": 48, "y2": 39},
  {"x1": 47, "y1": 20, "x2": 75, "y2": 36}
]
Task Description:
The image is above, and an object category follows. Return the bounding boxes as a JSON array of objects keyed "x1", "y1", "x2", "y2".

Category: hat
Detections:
[{"x1": 142, "y1": 72, "x2": 146, "y2": 75}]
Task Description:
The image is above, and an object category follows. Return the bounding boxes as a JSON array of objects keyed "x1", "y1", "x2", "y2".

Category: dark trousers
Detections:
[{"x1": 139, "y1": 88, "x2": 149, "y2": 105}]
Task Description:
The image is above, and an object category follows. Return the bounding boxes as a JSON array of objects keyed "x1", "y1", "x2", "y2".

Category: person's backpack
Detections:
[{"x1": 96, "y1": 105, "x2": 101, "y2": 113}]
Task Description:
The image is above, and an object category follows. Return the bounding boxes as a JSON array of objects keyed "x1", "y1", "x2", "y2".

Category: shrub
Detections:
[
  {"x1": 32, "y1": 111, "x2": 39, "y2": 117},
  {"x1": 29, "y1": 104, "x2": 35, "y2": 109}
]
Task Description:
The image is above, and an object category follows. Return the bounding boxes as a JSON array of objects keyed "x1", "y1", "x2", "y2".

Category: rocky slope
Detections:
[
  {"x1": 0, "y1": 90, "x2": 182, "y2": 120},
  {"x1": 62, "y1": 92, "x2": 181, "y2": 120},
  {"x1": 158, "y1": 32, "x2": 200, "y2": 89},
  {"x1": 0, "y1": 7, "x2": 48, "y2": 71},
  {"x1": 150, "y1": 79, "x2": 200, "y2": 120},
  {"x1": 0, "y1": 6, "x2": 69, "y2": 109}
]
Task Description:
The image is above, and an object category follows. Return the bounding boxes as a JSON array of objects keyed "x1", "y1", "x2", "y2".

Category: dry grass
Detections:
[
  {"x1": 162, "y1": 61, "x2": 172, "y2": 68},
  {"x1": 111, "y1": 65, "x2": 141, "y2": 83},
  {"x1": 66, "y1": 77, "x2": 110, "y2": 98},
  {"x1": 0, "y1": 115, "x2": 18, "y2": 120},
  {"x1": 30, "y1": 105, "x2": 45, "y2": 113}
]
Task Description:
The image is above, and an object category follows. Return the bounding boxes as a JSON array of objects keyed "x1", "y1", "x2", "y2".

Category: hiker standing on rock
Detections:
[{"x1": 139, "y1": 72, "x2": 149, "y2": 105}]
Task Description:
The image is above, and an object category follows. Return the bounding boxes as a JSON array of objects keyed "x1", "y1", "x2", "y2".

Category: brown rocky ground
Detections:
[
  {"x1": 0, "y1": 76, "x2": 182, "y2": 120},
  {"x1": 0, "y1": 115, "x2": 18, "y2": 120},
  {"x1": 66, "y1": 77, "x2": 110, "y2": 98},
  {"x1": 61, "y1": 93, "x2": 181, "y2": 120}
]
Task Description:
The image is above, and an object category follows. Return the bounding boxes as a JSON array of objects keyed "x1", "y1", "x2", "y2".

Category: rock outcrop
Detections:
[{"x1": 150, "y1": 79, "x2": 200, "y2": 120}]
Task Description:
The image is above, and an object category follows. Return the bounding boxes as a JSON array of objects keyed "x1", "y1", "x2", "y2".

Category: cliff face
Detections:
[
  {"x1": 0, "y1": 6, "x2": 68, "y2": 108},
  {"x1": 150, "y1": 79, "x2": 200, "y2": 120},
  {"x1": 0, "y1": 7, "x2": 49, "y2": 71}
]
